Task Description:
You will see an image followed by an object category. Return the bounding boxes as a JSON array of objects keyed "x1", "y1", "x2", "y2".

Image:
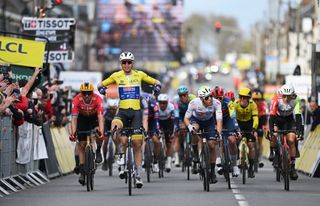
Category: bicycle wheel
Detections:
[
  {"x1": 108, "y1": 141, "x2": 114, "y2": 176},
  {"x1": 201, "y1": 143, "x2": 210, "y2": 192},
  {"x1": 241, "y1": 144, "x2": 246, "y2": 185},
  {"x1": 127, "y1": 145, "x2": 133, "y2": 196},
  {"x1": 186, "y1": 145, "x2": 191, "y2": 180},
  {"x1": 283, "y1": 148, "x2": 290, "y2": 191},
  {"x1": 254, "y1": 143, "x2": 259, "y2": 173},
  {"x1": 223, "y1": 144, "x2": 231, "y2": 189},
  {"x1": 159, "y1": 143, "x2": 165, "y2": 178},
  {"x1": 275, "y1": 147, "x2": 281, "y2": 182},
  {"x1": 145, "y1": 140, "x2": 152, "y2": 183},
  {"x1": 85, "y1": 147, "x2": 93, "y2": 191}
]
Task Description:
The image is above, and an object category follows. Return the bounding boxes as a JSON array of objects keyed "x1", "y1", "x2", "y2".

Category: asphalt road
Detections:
[{"x1": 1, "y1": 160, "x2": 320, "y2": 206}]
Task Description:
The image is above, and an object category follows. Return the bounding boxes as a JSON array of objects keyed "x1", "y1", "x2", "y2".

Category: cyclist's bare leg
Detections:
[
  {"x1": 287, "y1": 132, "x2": 296, "y2": 161},
  {"x1": 102, "y1": 135, "x2": 110, "y2": 160},
  {"x1": 248, "y1": 142, "x2": 255, "y2": 159},
  {"x1": 191, "y1": 123, "x2": 200, "y2": 157},
  {"x1": 228, "y1": 135, "x2": 238, "y2": 166},
  {"x1": 208, "y1": 140, "x2": 218, "y2": 163},
  {"x1": 78, "y1": 141, "x2": 86, "y2": 165}
]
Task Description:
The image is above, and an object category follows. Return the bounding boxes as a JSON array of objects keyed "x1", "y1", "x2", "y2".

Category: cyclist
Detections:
[
  {"x1": 268, "y1": 84, "x2": 302, "y2": 180},
  {"x1": 252, "y1": 90, "x2": 267, "y2": 168},
  {"x1": 97, "y1": 51, "x2": 161, "y2": 188},
  {"x1": 212, "y1": 86, "x2": 240, "y2": 177},
  {"x1": 172, "y1": 85, "x2": 196, "y2": 167},
  {"x1": 184, "y1": 86, "x2": 222, "y2": 184},
  {"x1": 225, "y1": 90, "x2": 235, "y2": 102},
  {"x1": 233, "y1": 87, "x2": 258, "y2": 178},
  {"x1": 102, "y1": 98, "x2": 119, "y2": 171},
  {"x1": 69, "y1": 82, "x2": 104, "y2": 185},
  {"x1": 141, "y1": 92, "x2": 161, "y2": 172},
  {"x1": 157, "y1": 93, "x2": 178, "y2": 172}
]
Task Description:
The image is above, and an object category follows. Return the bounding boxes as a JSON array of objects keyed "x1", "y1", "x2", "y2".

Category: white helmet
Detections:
[
  {"x1": 106, "y1": 98, "x2": 119, "y2": 109},
  {"x1": 119, "y1": 51, "x2": 134, "y2": 62},
  {"x1": 280, "y1": 84, "x2": 294, "y2": 95},
  {"x1": 158, "y1": 93, "x2": 169, "y2": 102},
  {"x1": 198, "y1": 86, "x2": 211, "y2": 98}
]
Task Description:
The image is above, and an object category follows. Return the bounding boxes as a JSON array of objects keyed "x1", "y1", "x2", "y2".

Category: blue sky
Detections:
[{"x1": 184, "y1": 0, "x2": 269, "y2": 33}]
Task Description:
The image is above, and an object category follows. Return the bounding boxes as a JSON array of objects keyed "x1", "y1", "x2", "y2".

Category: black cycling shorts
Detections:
[
  {"x1": 159, "y1": 119, "x2": 174, "y2": 143},
  {"x1": 274, "y1": 115, "x2": 296, "y2": 131},
  {"x1": 77, "y1": 115, "x2": 98, "y2": 142},
  {"x1": 113, "y1": 108, "x2": 142, "y2": 140},
  {"x1": 237, "y1": 119, "x2": 256, "y2": 142}
]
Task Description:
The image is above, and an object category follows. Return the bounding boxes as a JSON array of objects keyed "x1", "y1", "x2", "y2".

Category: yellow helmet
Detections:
[
  {"x1": 239, "y1": 87, "x2": 251, "y2": 97},
  {"x1": 80, "y1": 82, "x2": 94, "y2": 92},
  {"x1": 252, "y1": 91, "x2": 262, "y2": 100}
]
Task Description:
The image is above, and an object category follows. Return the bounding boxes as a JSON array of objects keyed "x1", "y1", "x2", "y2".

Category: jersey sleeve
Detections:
[
  {"x1": 71, "y1": 96, "x2": 79, "y2": 116},
  {"x1": 251, "y1": 101, "x2": 259, "y2": 129},
  {"x1": 269, "y1": 95, "x2": 279, "y2": 116},
  {"x1": 184, "y1": 100, "x2": 195, "y2": 119},
  {"x1": 140, "y1": 71, "x2": 156, "y2": 85},
  {"x1": 294, "y1": 97, "x2": 302, "y2": 115},
  {"x1": 214, "y1": 99, "x2": 223, "y2": 121},
  {"x1": 96, "y1": 95, "x2": 104, "y2": 117},
  {"x1": 102, "y1": 73, "x2": 116, "y2": 87}
]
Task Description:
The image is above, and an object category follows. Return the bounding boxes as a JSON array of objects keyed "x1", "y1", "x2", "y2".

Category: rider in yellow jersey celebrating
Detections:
[
  {"x1": 233, "y1": 87, "x2": 259, "y2": 178},
  {"x1": 97, "y1": 51, "x2": 161, "y2": 188}
]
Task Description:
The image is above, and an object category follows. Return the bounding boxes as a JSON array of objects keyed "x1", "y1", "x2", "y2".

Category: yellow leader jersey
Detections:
[
  {"x1": 102, "y1": 70, "x2": 156, "y2": 110},
  {"x1": 233, "y1": 99, "x2": 259, "y2": 129}
]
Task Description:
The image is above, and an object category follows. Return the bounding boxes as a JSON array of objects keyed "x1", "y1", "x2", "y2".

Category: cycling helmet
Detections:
[
  {"x1": 252, "y1": 91, "x2": 262, "y2": 100},
  {"x1": 177, "y1": 85, "x2": 189, "y2": 94},
  {"x1": 225, "y1": 90, "x2": 235, "y2": 99},
  {"x1": 239, "y1": 87, "x2": 251, "y2": 97},
  {"x1": 80, "y1": 82, "x2": 94, "y2": 92},
  {"x1": 280, "y1": 84, "x2": 294, "y2": 95},
  {"x1": 212, "y1": 86, "x2": 224, "y2": 97},
  {"x1": 119, "y1": 51, "x2": 134, "y2": 62},
  {"x1": 106, "y1": 98, "x2": 119, "y2": 109},
  {"x1": 198, "y1": 86, "x2": 211, "y2": 98},
  {"x1": 158, "y1": 93, "x2": 169, "y2": 102}
]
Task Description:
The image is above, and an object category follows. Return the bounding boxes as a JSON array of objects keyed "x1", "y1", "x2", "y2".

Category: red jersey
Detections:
[
  {"x1": 257, "y1": 101, "x2": 267, "y2": 118},
  {"x1": 72, "y1": 93, "x2": 104, "y2": 117}
]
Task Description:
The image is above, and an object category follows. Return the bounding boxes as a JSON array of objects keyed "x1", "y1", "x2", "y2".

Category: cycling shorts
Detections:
[
  {"x1": 159, "y1": 119, "x2": 174, "y2": 142},
  {"x1": 112, "y1": 108, "x2": 142, "y2": 140},
  {"x1": 148, "y1": 119, "x2": 158, "y2": 136},
  {"x1": 274, "y1": 114, "x2": 296, "y2": 132},
  {"x1": 190, "y1": 116, "x2": 217, "y2": 140},
  {"x1": 77, "y1": 115, "x2": 98, "y2": 142},
  {"x1": 237, "y1": 119, "x2": 256, "y2": 142},
  {"x1": 222, "y1": 117, "x2": 237, "y2": 137}
]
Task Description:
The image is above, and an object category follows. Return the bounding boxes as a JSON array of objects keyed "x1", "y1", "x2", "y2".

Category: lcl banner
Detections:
[{"x1": 0, "y1": 36, "x2": 46, "y2": 68}]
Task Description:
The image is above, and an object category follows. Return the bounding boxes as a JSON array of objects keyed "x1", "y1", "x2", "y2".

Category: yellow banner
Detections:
[{"x1": 0, "y1": 36, "x2": 45, "y2": 67}]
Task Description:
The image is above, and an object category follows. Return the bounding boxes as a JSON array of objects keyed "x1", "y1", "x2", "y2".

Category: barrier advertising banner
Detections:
[{"x1": 0, "y1": 36, "x2": 46, "y2": 67}]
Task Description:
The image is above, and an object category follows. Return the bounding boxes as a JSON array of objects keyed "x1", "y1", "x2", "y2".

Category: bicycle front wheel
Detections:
[
  {"x1": 241, "y1": 145, "x2": 246, "y2": 185},
  {"x1": 108, "y1": 141, "x2": 114, "y2": 176},
  {"x1": 223, "y1": 144, "x2": 231, "y2": 189},
  {"x1": 127, "y1": 147, "x2": 133, "y2": 196},
  {"x1": 159, "y1": 143, "x2": 165, "y2": 178},
  {"x1": 145, "y1": 141, "x2": 152, "y2": 183},
  {"x1": 201, "y1": 143, "x2": 210, "y2": 192},
  {"x1": 85, "y1": 147, "x2": 94, "y2": 192},
  {"x1": 283, "y1": 148, "x2": 290, "y2": 191}
]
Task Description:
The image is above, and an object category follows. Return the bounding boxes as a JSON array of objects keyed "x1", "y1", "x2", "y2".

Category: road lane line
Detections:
[
  {"x1": 231, "y1": 180, "x2": 250, "y2": 206},
  {"x1": 235, "y1": 194, "x2": 246, "y2": 200},
  {"x1": 238, "y1": 201, "x2": 250, "y2": 206}
]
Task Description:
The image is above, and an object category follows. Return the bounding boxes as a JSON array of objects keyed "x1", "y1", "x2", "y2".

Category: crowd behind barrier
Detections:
[{"x1": 0, "y1": 67, "x2": 76, "y2": 196}]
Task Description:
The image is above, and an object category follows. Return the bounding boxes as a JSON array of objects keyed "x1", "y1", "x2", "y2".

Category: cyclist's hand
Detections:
[
  {"x1": 153, "y1": 84, "x2": 161, "y2": 96},
  {"x1": 252, "y1": 129, "x2": 258, "y2": 137},
  {"x1": 98, "y1": 86, "x2": 106, "y2": 95},
  {"x1": 69, "y1": 134, "x2": 76, "y2": 142},
  {"x1": 188, "y1": 124, "x2": 195, "y2": 133},
  {"x1": 235, "y1": 130, "x2": 241, "y2": 141},
  {"x1": 296, "y1": 130, "x2": 304, "y2": 141}
]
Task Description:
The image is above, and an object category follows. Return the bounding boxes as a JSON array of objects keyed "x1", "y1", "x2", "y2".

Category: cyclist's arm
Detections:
[
  {"x1": 154, "y1": 104, "x2": 160, "y2": 131},
  {"x1": 100, "y1": 73, "x2": 116, "y2": 87},
  {"x1": 184, "y1": 103, "x2": 193, "y2": 127},
  {"x1": 214, "y1": 99, "x2": 223, "y2": 134},
  {"x1": 71, "y1": 97, "x2": 79, "y2": 136},
  {"x1": 97, "y1": 96, "x2": 105, "y2": 136},
  {"x1": 251, "y1": 101, "x2": 259, "y2": 130},
  {"x1": 269, "y1": 96, "x2": 278, "y2": 131}
]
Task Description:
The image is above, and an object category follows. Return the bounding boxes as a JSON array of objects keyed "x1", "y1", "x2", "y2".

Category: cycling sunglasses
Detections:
[
  {"x1": 179, "y1": 93, "x2": 188, "y2": 97},
  {"x1": 203, "y1": 95, "x2": 213, "y2": 101},
  {"x1": 82, "y1": 91, "x2": 93, "y2": 96},
  {"x1": 121, "y1": 60, "x2": 133, "y2": 65}
]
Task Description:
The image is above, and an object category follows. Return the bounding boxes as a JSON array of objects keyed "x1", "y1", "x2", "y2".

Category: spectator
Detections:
[
  {"x1": 293, "y1": 65, "x2": 301, "y2": 75},
  {"x1": 309, "y1": 99, "x2": 320, "y2": 132},
  {"x1": 301, "y1": 99, "x2": 312, "y2": 126}
]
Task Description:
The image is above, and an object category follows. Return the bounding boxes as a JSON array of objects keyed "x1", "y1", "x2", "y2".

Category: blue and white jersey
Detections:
[
  {"x1": 158, "y1": 102, "x2": 176, "y2": 121},
  {"x1": 185, "y1": 97, "x2": 222, "y2": 121}
]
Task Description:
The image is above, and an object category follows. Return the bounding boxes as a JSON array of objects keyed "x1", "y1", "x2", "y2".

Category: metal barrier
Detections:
[{"x1": 0, "y1": 115, "x2": 49, "y2": 197}]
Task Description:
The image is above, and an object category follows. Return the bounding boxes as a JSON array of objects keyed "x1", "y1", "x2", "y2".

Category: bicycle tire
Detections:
[
  {"x1": 186, "y1": 145, "x2": 191, "y2": 180},
  {"x1": 254, "y1": 143, "x2": 259, "y2": 173},
  {"x1": 223, "y1": 144, "x2": 231, "y2": 189},
  {"x1": 283, "y1": 148, "x2": 290, "y2": 191},
  {"x1": 127, "y1": 145, "x2": 133, "y2": 196},
  {"x1": 275, "y1": 148, "x2": 281, "y2": 182},
  {"x1": 159, "y1": 143, "x2": 165, "y2": 178},
  {"x1": 241, "y1": 144, "x2": 246, "y2": 185},
  {"x1": 202, "y1": 143, "x2": 210, "y2": 192},
  {"x1": 85, "y1": 147, "x2": 93, "y2": 191},
  {"x1": 145, "y1": 140, "x2": 152, "y2": 183},
  {"x1": 107, "y1": 140, "x2": 114, "y2": 176}
]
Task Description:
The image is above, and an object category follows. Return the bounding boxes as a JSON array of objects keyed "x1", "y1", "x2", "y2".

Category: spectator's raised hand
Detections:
[
  {"x1": 0, "y1": 79, "x2": 9, "y2": 91},
  {"x1": 3, "y1": 83, "x2": 14, "y2": 96}
]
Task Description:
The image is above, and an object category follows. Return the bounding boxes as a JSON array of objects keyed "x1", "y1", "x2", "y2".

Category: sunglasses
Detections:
[
  {"x1": 282, "y1": 95, "x2": 292, "y2": 98},
  {"x1": 239, "y1": 95, "x2": 250, "y2": 99},
  {"x1": 203, "y1": 95, "x2": 212, "y2": 101},
  {"x1": 82, "y1": 91, "x2": 93, "y2": 96},
  {"x1": 179, "y1": 93, "x2": 187, "y2": 97},
  {"x1": 159, "y1": 101, "x2": 168, "y2": 105},
  {"x1": 121, "y1": 61, "x2": 133, "y2": 65}
]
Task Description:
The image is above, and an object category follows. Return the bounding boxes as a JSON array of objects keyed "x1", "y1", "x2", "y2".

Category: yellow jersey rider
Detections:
[{"x1": 97, "y1": 51, "x2": 161, "y2": 188}]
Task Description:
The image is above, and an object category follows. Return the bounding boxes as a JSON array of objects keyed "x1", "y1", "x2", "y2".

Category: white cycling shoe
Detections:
[
  {"x1": 233, "y1": 166, "x2": 240, "y2": 177},
  {"x1": 135, "y1": 177, "x2": 143, "y2": 188},
  {"x1": 216, "y1": 157, "x2": 222, "y2": 167},
  {"x1": 117, "y1": 155, "x2": 125, "y2": 166},
  {"x1": 153, "y1": 163, "x2": 160, "y2": 173},
  {"x1": 165, "y1": 157, "x2": 172, "y2": 173}
]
